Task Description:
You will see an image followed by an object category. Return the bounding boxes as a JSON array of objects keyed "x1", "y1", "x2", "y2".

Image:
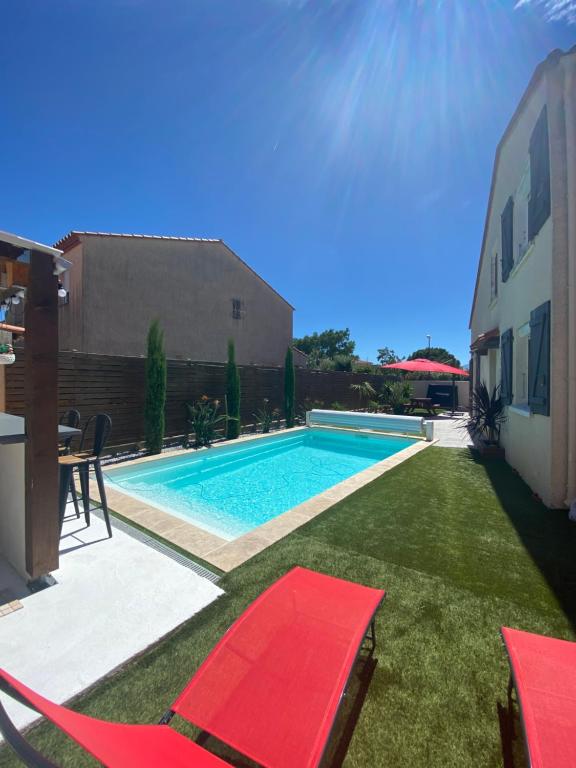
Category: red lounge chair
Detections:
[
  {"x1": 0, "y1": 567, "x2": 385, "y2": 767},
  {"x1": 501, "y1": 626, "x2": 576, "y2": 768}
]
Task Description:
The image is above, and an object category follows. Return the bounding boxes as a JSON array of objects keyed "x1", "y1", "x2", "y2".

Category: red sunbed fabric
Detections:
[
  {"x1": 502, "y1": 626, "x2": 576, "y2": 768},
  {"x1": 0, "y1": 669, "x2": 230, "y2": 768},
  {"x1": 173, "y1": 566, "x2": 385, "y2": 768}
]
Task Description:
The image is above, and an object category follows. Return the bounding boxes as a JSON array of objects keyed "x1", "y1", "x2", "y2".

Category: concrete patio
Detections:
[
  {"x1": 427, "y1": 414, "x2": 474, "y2": 448},
  {"x1": 0, "y1": 504, "x2": 222, "y2": 732}
]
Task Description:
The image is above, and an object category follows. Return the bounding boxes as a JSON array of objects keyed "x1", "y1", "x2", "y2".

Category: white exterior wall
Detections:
[
  {"x1": 0, "y1": 443, "x2": 27, "y2": 578},
  {"x1": 470, "y1": 52, "x2": 576, "y2": 508}
]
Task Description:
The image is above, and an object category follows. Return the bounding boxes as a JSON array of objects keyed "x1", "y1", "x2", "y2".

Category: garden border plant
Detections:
[
  {"x1": 226, "y1": 339, "x2": 241, "y2": 439},
  {"x1": 144, "y1": 319, "x2": 167, "y2": 454},
  {"x1": 284, "y1": 346, "x2": 295, "y2": 428},
  {"x1": 185, "y1": 396, "x2": 227, "y2": 448}
]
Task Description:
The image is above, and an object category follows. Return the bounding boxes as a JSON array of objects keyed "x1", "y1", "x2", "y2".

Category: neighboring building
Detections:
[
  {"x1": 54, "y1": 232, "x2": 294, "y2": 366},
  {"x1": 292, "y1": 347, "x2": 309, "y2": 367},
  {"x1": 469, "y1": 47, "x2": 576, "y2": 508}
]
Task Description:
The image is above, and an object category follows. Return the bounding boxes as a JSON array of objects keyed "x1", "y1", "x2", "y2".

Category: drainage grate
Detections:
[{"x1": 92, "y1": 509, "x2": 221, "y2": 584}]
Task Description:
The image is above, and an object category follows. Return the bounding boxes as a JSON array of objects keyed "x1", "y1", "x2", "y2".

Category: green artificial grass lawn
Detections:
[{"x1": 3, "y1": 447, "x2": 576, "y2": 767}]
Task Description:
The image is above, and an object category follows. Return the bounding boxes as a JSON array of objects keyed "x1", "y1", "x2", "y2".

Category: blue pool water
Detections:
[{"x1": 105, "y1": 428, "x2": 416, "y2": 540}]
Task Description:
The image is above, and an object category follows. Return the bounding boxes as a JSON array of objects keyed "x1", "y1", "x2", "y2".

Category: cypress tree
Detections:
[
  {"x1": 226, "y1": 339, "x2": 241, "y2": 439},
  {"x1": 144, "y1": 319, "x2": 167, "y2": 454},
  {"x1": 284, "y1": 346, "x2": 295, "y2": 428}
]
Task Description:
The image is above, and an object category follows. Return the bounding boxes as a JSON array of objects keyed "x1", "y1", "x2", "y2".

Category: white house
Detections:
[{"x1": 469, "y1": 47, "x2": 576, "y2": 508}]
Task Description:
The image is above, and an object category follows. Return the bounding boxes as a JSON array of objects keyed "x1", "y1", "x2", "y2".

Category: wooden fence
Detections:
[{"x1": 5, "y1": 352, "x2": 384, "y2": 452}]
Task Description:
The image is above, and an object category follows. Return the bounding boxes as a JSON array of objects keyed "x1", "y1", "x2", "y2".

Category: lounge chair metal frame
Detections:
[
  {"x1": 0, "y1": 680, "x2": 59, "y2": 768},
  {"x1": 0, "y1": 568, "x2": 385, "y2": 768},
  {"x1": 501, "y1": 625, "x2": 576, "y2": 768}
]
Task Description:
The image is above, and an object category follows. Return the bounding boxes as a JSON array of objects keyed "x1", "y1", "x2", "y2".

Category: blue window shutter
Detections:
[
  {"x1": 500, "y1": 328, "x2": 513, "y2": 405},
  {"x1": 528, "y1": 106, "x2": 551, "y2": 241},
  {"x1": 528, "y1": 301, "x2": 550, "y2": 415},
  {"x1": 501, "y1": 197, "x2": 514, "y2": 282}
]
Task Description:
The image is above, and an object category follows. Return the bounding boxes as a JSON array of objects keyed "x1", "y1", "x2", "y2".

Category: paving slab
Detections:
[
  {"x1": 0, "y1": 507, "x2": 222, "y2": 733},
  {"x1": 427, "y1": 416, "x2": 473, "y2": 448}
]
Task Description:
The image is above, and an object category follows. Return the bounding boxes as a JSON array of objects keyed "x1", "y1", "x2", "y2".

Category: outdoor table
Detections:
[
  {"x1": 0, "y1": 414, "x2": 81, "y2": 577},
  {"x1": 0, "y1": 413, "x2": 80, "y2": 446},
  {"x1": 405, "y1": 397, "x2": 438, "y2": 416}
]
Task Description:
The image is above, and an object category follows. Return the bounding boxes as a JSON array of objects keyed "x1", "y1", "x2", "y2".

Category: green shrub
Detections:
[
  {"x1": 318, "y1": 357, "x2": 336, "y2": 371},
  {"x1": 226, "y1": 339, "x2": 241, "y2": 439},
  {"x1": 144, "y1": 319, "x2": 167, "y2": 454},
  {"x1": 353, "y1": 362, "x2": 376, "y2": 374},
  {"x1": 284, "y1": 347, "x2": 295, "y2": 428},
  {"x1": 332, "y1": 354, "x2": 354, "y2": 371}
]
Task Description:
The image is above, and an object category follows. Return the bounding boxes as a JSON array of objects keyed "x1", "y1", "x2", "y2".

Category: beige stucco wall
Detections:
[
  {"x1": 563, "y1": 55, "x2": 576, "y2": 503},
  {"x1": 59, "y1": 236, "x2": 293, "y2": 366},
  {"x1": 58, "y1": 240, "x2": 84, "y2": 353},
  {"x1": 470, "y1": 51, "x2": 576, "y2": 507},
  {"x1": 0, "y1": 443, "x2": 27, "y2": 579}
]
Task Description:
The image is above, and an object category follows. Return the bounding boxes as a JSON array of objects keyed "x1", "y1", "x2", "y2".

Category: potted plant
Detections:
[
  {"x1": 466, "y1": 383, "x2": 507, "y2": 458},
  {"x1": 0, "y1": 341, "x2": 15, "y2": 365}
]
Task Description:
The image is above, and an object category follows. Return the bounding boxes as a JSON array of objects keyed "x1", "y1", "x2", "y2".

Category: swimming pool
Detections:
[{"x1": 105, "y1": 428, "x2": 417, "y2": 541}]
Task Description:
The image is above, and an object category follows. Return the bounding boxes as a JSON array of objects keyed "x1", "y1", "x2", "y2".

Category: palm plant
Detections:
[
  {"x1": 466, "y1": 383, "x2": 507, "y2": 445},
  {"x1": 380, "y1": 381, "x2": 412, "y2": 415},
  {"x1": 349, "y1": 380, "x2": 376, "y2": 408}
]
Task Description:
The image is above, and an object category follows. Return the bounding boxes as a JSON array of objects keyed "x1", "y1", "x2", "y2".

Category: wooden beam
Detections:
[
  {"x1": 0, "y1": 323, "x2": 25, "y2": 334},
  {"x1": 24, "y1": 250, "x2": 59, "y2": 578}
]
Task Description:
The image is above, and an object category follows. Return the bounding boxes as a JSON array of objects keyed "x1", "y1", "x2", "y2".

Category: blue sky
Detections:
[{"x1": 2, "y1": 1, "x2": 575, "y2": 364}]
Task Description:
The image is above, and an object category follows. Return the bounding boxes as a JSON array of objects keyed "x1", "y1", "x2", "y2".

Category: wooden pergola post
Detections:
[{"x1": 24, "y1": 250, "x2": 59, "y2": 578}]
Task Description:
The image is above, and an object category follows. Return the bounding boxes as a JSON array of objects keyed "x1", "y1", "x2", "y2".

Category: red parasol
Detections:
[
  {"x1": 381, "y1": 358, "x2": 468, "y2": 413},
  {"x1": 381, "y1": 358, "x2": 469, "y2": 376}
]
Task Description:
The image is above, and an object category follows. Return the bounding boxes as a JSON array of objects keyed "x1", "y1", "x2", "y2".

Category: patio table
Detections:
[
  {"x1": 0, "y1": 413, "x2": 81, "y2": 544},
  {"x1": 0, "y1": 413, "x2": 80, "y2": 445},
  {"x1": 405, "y1": 397, "x2": 439, "y2": 416}
]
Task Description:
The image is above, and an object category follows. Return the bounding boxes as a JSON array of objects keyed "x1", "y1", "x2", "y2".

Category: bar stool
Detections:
[
  {"x1": 59, "y1": 409, "x2": 81, "y2": 518},
  {"x1": 59, "y1": 413, "x2": 113, "y2": 537}
]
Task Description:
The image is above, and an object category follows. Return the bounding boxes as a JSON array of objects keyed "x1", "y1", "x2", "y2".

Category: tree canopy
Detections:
[
  {"x1": 293, "y1": 328, "x2": 356, "y2": 366},
  {"x1": 376, "y1": 347, "x2": 400, "y2": 365},
  {"x1": 407, "y1": 346, "x2": 462, "y2": 369}
]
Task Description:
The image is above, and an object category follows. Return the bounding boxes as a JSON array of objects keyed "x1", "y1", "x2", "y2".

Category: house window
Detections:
[
  {"x1": 500, "y1": 328, "x2": 513, "y2": 405},
  {"x1": 528, "y1": 300, "x2": 550, "y2": 415},
  {"x1": 515, "y1": 166, "x2": 531, "y2": 263},
  {"x1": 490, "y1": 249, "x2": 499, "y2": 301},
  {"x1": 232, "y1": 298, "x2": 244, "y2": 320},
  {"x1": 501, "y1": 196, "x2": 514, "y2": 282},
  {"x1": 528, "y1": 106, "x2": 551, "y2": 241},
  {"x1": 515, "y1": 322, "x2": 530, "y2": 404}
]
